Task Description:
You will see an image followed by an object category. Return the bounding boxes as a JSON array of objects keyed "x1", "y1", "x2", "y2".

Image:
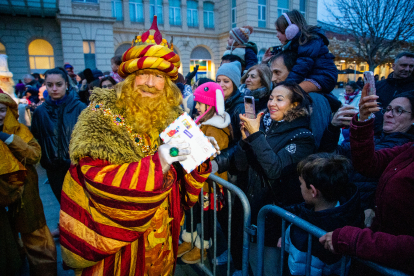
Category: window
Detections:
[
  {"x1": 0, "y1": 42, "x2": 5, "y2": 55},
  {"x1": 130, "y1": 0, "x2": 144, "y2": 23},
  {"x1": 203, "y1": 2, "x2": 214, "y2": 29},
  {"x1": 258, "y1": 0, "x2": 266, "y2": 28},
  {"x1": 72, "y1": 0, "x2": 99, "y2": 3},
  {"x1": 28, "y1": 39, "x2": 55, "y2": 73},
  {"x1": 111, "y1": 0, "x2": 123, "y2": 21},
  {"x1": 169, "y1": 0, "x2": 181, "y2": 26},
  {"x1": 299, "y1": 0, "x2": 306, "y2": 17},
  {"x1": 277, "y1": 0, "x2": 289, "y2": 17},
  {"x1": 150, "y1": 0, "x2": 164, "y2": 24},
  {"x1": 83, "y1": 41, "x2": 96, "y2": 69},
  {"x1": 258, "y1": 48, "x2": 266, "y2": 63},
  {"x1": 231, "y1": 0, "x2": 236, "y2": 28},
  {"x1": 187, "y1": 0, "x2": 198, "y2": 27}
]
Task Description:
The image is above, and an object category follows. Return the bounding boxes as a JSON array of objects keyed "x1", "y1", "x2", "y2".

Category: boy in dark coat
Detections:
[{"x1": 283, "y1": 153, "x2": 363, "y2": 276}]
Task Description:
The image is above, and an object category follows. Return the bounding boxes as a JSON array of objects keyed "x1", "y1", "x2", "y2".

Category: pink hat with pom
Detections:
[{"x1": 193, "y1": 82, "x2": 225, "y2": 124}]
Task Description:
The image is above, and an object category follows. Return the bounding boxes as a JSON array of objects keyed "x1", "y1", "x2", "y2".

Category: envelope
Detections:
[{"x1": 160, "y1": 113, "x2": 216, "y2": 173}]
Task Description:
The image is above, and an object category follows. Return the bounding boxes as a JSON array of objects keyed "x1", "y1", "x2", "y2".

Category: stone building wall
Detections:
[{"x1": 0, "y1": 16, "x2": 63, "y2": 81}]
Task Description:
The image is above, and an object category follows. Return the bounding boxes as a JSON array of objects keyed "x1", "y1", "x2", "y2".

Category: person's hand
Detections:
[
  {"x1": 319, "y1": 232, "x2": 336, "y2": 253},
  {"x1": 277, "y1": 237, "x2": 282, "y2": 248},
  {"x1": 364, "y1": 209, "x2": 375, "y2": 227},
  {"x1": 331, "y1": 105, "x2": 358, "y2": 127},
  {"x1": 261, "y1": 48, "x2": 274, "y2": 64},
  {"x1": 239, "y1": 113, "x2": 264, "y2": 135},
  {"x1": 207, "y1": 136, "x2": 220, "y2": 157},
  {"x1": 359, "y1": 83, "x2": 380, "y2": 121},
  {"x1": 240, "y1": 125, "x2": 249, "y2": 140},
  {"x1": 158, "y1": 141, "x2": 191, "y2": 174}
]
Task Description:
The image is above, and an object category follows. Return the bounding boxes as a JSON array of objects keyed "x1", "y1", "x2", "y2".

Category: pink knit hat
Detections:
[{"x1": 193, "y1": 82, "x2": 225, "y2": 124}]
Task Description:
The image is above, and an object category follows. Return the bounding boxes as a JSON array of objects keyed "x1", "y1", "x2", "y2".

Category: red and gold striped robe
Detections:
[{"x1": 60, "y1": 154, "x2": 210, "y2": 276}]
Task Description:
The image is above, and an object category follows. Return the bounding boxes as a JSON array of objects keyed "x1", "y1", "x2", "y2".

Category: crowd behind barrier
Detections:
[{"x1": 1, "y1": 9, "x2": 414, "y2": 276}]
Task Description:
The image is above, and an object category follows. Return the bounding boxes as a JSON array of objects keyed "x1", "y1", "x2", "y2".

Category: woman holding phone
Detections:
[{"x1": 235, "y1": 81, "x2": 315, "y2": 275}]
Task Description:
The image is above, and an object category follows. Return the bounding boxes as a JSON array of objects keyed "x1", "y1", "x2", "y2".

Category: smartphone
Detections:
[
  {"x1": 270, "y1": 46, "x2": 282, "y2": 55},
  {"x1": 244, "y1": 96, "x2": 256, "y2": 119},
  {"x1": 363, "y1": 71, "x2": 376, "y2": 95}
]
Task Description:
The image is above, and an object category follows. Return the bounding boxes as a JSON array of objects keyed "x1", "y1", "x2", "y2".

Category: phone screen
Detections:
[{"x1": 244, "y1": 96, "x2": 256, "y2": 119}]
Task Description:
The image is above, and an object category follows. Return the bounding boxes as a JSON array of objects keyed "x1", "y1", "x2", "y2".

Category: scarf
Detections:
[
  {"x1": 344, "y1": 89, "x2": 360, "y2": 105},
  {"x1": 239, "y1": 84, "x2": 269, "y2": 100}
]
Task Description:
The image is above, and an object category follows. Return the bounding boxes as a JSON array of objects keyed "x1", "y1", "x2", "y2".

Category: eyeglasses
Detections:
[
  {"x1": 381, "y1": 105, "x2": 412, "y2": 116},
  {"x1": 102, "y1": 84, "x2": 113, "y2": 89}
]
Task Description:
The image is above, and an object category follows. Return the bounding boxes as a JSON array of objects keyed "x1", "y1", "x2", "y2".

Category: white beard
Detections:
[{"x1": 0, "y1": 78, "x2": 17, "y2": 101}]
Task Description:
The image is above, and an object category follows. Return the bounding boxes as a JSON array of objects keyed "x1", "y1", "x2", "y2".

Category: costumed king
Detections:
[{"x1": 60, "y1": 16, "x2": 218, "y2": 276}]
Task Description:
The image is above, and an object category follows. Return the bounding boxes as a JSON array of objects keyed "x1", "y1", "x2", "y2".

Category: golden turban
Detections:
[{"x1": 118, "y1": 16, "x2": 181, "y2": 80}]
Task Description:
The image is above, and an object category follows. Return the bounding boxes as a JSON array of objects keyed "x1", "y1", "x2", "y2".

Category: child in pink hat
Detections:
[{"x1": 179, "y1": 82, "x2": 232, "y2": 264}]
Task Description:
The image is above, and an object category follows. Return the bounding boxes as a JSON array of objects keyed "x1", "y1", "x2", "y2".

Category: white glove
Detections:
[
  {"x1": 207, "y1": 136, "x2": 220, "y2": 157},
  {"x1": 211, "y1": 160, "x2": 219, "y2": 174},
  {"x1": 158, "y1": 140, "x2": 191, "y2": 174}
]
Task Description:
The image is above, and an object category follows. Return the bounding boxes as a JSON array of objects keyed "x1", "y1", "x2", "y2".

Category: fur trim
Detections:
[
  {"x1": 283, "y1": 107, "x2": 310, "y2": 123},
  {"x1": 181, "y1": 230, "x2": 197, "y2": 243},
  {"x1": 69, "y1": 88, "x2": 183, "y2": 165},
  {"x1": 216, "y1": 89, "x2": 225, "y2": 115},
  {"x1": 201, "y1": 112, "x2": 231, "y2": 129},
  {"x1": 194, "y1": 236, "x2": 211, "y2": 249}
]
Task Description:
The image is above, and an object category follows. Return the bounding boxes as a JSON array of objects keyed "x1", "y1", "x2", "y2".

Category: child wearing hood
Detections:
[{"x1": 178, "y1": 82, "x2": 232, "y2": 264}]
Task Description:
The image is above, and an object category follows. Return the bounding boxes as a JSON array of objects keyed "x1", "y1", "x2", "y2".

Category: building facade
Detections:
[{"x1": 0, "y1": 0, "x2": 317, "y2": 81}]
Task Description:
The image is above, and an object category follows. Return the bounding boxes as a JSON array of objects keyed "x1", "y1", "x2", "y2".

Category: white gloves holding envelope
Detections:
[{"x1": 159, "y1": 137, "x2": 220, "y2": 174}]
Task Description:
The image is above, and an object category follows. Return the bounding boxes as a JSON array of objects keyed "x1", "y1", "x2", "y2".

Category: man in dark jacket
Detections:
[
  {"x1": 374, "y1": 52, "x2": 414, "y2": 135},
  {"x1": 269, "y1": 51, "x2": 332, "y2": 149}
]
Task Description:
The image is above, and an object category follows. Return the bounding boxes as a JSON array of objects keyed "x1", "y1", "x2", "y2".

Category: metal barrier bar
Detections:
[
  {"x1": 256, "y1": 204, "x2": 410, "y2": 276},
  {"x1": 191, "y1": 174, "x2": 252, "y2": 276}
]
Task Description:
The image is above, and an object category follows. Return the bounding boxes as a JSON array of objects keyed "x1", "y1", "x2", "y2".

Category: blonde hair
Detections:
[{"x1": 116, "y1": 69, "x2": 183, "y2": 134}]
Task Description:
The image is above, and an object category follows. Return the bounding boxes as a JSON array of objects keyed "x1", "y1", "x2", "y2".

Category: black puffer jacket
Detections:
[
  {"x1": 31, "y1": 88, "x2": 86, "y2": 170},
  {"x1": 319, "y1": 123, "x2": 414, "y2": 210},
  {"x1": 215, "y1": 89, "x2": 245, "y2": 174},
  {"x1": 285, "y1": 28, "x2": 338, "y2": 93},
  {"x1": 284, "y1": 184, "x2": 363, "y2": 267},
  {"x1": 235, "y1": 115, "x2": 316, "y2": 246},
  {"x1": 374, "y1": 75, "x2": 414, "y2": 135}
]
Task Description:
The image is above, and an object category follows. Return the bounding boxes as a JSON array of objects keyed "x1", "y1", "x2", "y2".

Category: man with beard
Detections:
[
  {"x1": 59, "y1": 16, "x2": 214, "y2": 275},
  {"x1": 0, "y1": 54, "x2": 17, "y2": 101}
]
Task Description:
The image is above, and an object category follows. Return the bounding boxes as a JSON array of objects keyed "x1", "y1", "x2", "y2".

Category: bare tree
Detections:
[{"x1": 326, "y1": 0, "x2": 414, "y2": 71}]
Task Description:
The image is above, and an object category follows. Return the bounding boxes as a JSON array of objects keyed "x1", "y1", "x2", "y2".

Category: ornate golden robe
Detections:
[{"x1": 59, "y1": 88, "x2": 210, "y2": 276}]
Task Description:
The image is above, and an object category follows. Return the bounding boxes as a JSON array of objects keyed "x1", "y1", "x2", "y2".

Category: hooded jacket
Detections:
[
  {"x1": 285, "y1": 28, "x2": 338, "y2": 93},
  {"x1": 31, "y1": 87, "x2": 86, "y2": 170},
  {"x1": 235, "y1": 114, "x2": 316, "y2": 246},
  {"x1": 284, "y1": 184, "x2": 363, "y2": 276}
]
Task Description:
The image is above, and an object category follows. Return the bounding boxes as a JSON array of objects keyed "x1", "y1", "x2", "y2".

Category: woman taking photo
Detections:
[
  {"x1": 31, "y1": 68, "x2": 86, "y2": 206},
  {"x1": 239, "y1": 64, "x2": 273, "y2": 112},
  {"x1": 235, "y1": 81, "x2": 315, "y2": 275},
  {"x1": 320, "y1": 85, "x2": 414, "y2": 275}
]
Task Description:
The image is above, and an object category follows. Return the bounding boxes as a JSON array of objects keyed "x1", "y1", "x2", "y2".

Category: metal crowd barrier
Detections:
[
  {"x1": 256, "y1": 204, "x2": 410, "y2": 276},
  {"x1": 185, "y1": 174, "x2": 253, "y2": 276}
]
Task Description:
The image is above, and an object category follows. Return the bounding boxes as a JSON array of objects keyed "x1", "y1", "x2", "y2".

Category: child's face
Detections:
[
  {"x1": 111, "y1": 62, "x2": 119, "y2": 72},
  {"x1": 299, "y1": 176, "x2": 314, "y2": 204},
  {"x1": 227, "y1": 36, "x2": 238, "y2": 47},
  {"x1": 276, "y1": 29, "x2": 288, "y2": 45},
  {"x1": 195, "y1": 102, "x2": 209, "y2": 116}
]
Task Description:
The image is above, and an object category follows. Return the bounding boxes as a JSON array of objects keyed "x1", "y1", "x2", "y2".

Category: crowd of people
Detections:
[{"x1": 1, "y1": 10, "x2": 414, "y2": 276}]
